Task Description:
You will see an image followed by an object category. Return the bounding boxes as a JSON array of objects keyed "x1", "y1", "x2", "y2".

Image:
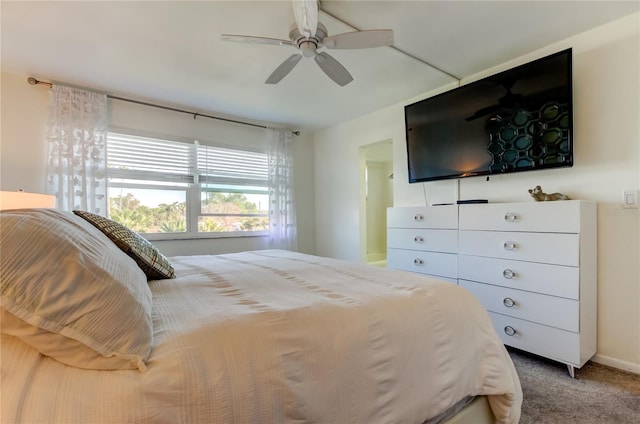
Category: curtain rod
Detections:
[{"x1": 27, "y1": 77, "x2": 300, "y2": 136}]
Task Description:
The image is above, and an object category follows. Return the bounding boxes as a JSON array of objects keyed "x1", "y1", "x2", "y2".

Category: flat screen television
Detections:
[{"x1": 405, "y1": 49, "x2": 573, "y2": 183}]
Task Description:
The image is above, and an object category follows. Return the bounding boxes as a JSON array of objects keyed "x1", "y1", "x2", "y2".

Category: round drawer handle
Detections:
[
  {"x1": 413, "y1": 214, "x2": 424, "y2": 222},
  {"x1": 414, "y1": 235, "x2": 424, "y2": 243},
  {"x1": 413, "y1": 258, "x2": 424, "y2": 266},
  {"x1": 503, "y1": 297, "x2": 516, "y2": 308},
  {"x1": 503, "y1": 241, "x2": 518, "y2": 251},
  {"x1": 504, "y1": 212, "x2": 518, "y2": 222},
  {"x1": 504, "y1": 326, "x2": 517, "y2": 336},
  {"x1": 503, "y1": 269, "x2": 515, "y2": 279}
]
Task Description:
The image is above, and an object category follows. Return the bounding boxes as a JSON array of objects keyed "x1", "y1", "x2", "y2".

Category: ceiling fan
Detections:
[
  {"x1": 220, "y1": 0, "x2": 394, "y2": 86},
  {"x1": 465, "y1": 79, "x2": 524, "y2": 122}
]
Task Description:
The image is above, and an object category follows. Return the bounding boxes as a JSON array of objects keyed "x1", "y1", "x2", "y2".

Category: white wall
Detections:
[
  {"x1": 313, "y1": 14, "x2": 640, "y2": 372},
  {"x1": 0, "y1": 73, "x2": 50, "y2": 193},
  {"x1": 0, "y1": 71, "x2": 316, "y2": 256}
]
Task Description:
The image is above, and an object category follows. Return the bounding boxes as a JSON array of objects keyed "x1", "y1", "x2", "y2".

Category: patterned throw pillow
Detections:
[{"x1": 73, "y1": 210, "x2": 175, "y2": 280}]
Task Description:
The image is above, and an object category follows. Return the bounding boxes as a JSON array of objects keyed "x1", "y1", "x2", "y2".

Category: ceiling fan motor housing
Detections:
[{"x1": 289, "y1": 22, "x2": 327, "y2": 56}]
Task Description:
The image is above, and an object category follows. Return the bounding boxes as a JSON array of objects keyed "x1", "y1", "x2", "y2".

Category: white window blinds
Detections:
[
  {"x1": 197, "y1": 144, "x2": 268, "y2": 186},
  {"x1": 107, "y1": 134, "x2": 268, "y2": 187},
  {"x1": 107, "y1": 133, "x2": 193, "y2": 183}
]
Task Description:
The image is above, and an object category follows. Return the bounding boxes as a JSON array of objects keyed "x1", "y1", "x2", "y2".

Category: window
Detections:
[{"x1": 106, "y1": 132, "x2": 269, "y2": 239}]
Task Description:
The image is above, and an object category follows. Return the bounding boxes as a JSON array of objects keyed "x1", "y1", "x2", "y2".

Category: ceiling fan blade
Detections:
[
  {"x1": 292, "y1": 0, "x2": 318, "y2": 38},
  {"x1": 324, "y1": 30, "x2": 394, "y2": 49},
  {"x1": 220, "y1": 34, "x2": 293, "y2": 47},
  {"x1": 314, "y1": 52, "x2": 353, "y2": 86},
  {"x1": 265, "y1": 54, "x2": 303, "y2": 84}
]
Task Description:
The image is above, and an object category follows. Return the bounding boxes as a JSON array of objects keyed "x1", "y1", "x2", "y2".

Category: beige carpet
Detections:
[{"x1": 508, "y1": 348, "x2": 640, "y2": 424}]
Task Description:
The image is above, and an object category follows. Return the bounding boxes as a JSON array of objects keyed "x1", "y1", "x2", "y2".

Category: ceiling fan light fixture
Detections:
[{"x1": 299, "y1": 41, "x2": 317, "y2": 58}]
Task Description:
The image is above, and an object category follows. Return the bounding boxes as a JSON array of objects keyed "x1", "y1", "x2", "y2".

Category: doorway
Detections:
[{"x1": 359, "y1": 140, "x2": 393, "y2": 266}]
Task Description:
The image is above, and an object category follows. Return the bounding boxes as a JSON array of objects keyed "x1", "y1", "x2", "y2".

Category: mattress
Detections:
[{"x1": 1, "y1": 250, "x2": 521, "y2": 423}]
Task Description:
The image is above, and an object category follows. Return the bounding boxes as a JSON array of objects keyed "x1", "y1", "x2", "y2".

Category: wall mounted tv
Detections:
[{"x1": 405, "y1": 48, "x2": 573, "y2": 183}]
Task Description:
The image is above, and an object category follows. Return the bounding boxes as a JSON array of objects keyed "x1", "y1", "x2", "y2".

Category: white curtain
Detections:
[
  {"x1": 266, "y1": 128, "x2": 297, "y2": 250},
  {"x1": 46, "y1": 85, "x2": 108, "y2": 214}
]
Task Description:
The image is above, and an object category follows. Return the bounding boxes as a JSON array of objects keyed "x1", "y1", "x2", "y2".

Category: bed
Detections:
[{"x1": 1, "y1": 209, "x2": 522, "y2": 423}]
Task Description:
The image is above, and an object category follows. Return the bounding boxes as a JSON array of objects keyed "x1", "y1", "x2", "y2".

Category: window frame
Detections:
[{"x1": 106, "y1": 128, "x2": 269, "y2": 241}]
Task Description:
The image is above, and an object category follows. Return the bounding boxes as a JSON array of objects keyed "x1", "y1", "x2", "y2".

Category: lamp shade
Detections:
[{"x1": 0, "y1": 191, "x2": 56, "y2": 210}]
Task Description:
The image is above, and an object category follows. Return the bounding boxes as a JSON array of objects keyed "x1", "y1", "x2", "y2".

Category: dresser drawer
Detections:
[
  {"x1": 387, "y1": 248, "x2": 457, "y2": 279},
  {"x1": 460, "y1": 280, "x2": 579, "y2": 332},
  {"x1": 459, "y1": 230, "x2": 579, "y2": 266},
  {"x1": 387, "y1": 228, "x2": 457, "y2": 253},
  {"x1": 459, "y1": 201, "x2": 589, "y2": 233},
  {"x1": 488, "y1": 312, "x2": 581, "y2": 366},
  {"x1": 387, "y1": 206, "x2": 457, "y2": 229},
  {"x1": 458, "y1": 255, "x2": 579, "y2": 299}
]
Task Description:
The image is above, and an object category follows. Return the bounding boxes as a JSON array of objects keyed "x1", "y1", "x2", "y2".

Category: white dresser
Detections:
[
  {"x1": 386, "y1": 205, "x2": 458, "y2": 283},
  {"x1": 387, "y1": 201, "x2": 597, "y2": 377}
]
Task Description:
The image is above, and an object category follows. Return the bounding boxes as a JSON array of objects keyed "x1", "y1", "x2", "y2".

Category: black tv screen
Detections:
[{"x1": 405, "y1": 49, "x2": 573, "y2": 183}]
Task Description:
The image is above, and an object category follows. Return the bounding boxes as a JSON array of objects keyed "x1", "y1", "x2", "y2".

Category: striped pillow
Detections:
[
  {"x1": 0, "y1": 209, "x2": 152, "y2": 371},
  {"x1": 73, "y1": 210, "x2": 175, "y2": 280}
]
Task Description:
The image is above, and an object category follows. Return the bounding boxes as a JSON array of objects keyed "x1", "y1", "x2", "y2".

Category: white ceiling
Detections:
[{"x1": 2, "y1": 1, "x2": 638, "y2": 131}]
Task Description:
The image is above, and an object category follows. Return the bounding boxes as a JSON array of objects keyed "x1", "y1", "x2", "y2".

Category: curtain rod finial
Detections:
[{"x1": 27, "y1": 77, "x2": 52, "y2": 87}]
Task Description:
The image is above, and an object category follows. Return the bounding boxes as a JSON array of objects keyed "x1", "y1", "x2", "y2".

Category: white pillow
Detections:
[{"x1": 0, "y1": 209, "x2": 152, "y2": 371}]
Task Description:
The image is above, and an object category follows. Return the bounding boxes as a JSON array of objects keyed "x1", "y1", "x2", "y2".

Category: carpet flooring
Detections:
[{"x1": 508, "y1": 348, "x2": 640, "y2": 424}]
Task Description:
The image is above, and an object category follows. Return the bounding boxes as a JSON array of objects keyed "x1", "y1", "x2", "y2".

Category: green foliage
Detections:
[
  {"x1": 201, "y1": 192, "x2": 261, "y2": 214},
  {"x1": 238, "y1": 216, "x2": 269, "y2": 231},
  {"x1": 155, "y1": 202, "x2": 187, "y2": 233},
  {"x1": 109, "y1": 194, "x2": 154, "y2": 233},
  {"x1": 198, "y1": 218, "x2": 224, "y2": 232},
  {"x1": 108, "y1": 191, "x2": 267, "y2": 234}
]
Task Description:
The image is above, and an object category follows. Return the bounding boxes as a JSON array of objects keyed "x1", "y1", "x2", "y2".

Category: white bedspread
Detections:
[{"x1": 1, "y1": 250, "x2": 521, "y2": 423}]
